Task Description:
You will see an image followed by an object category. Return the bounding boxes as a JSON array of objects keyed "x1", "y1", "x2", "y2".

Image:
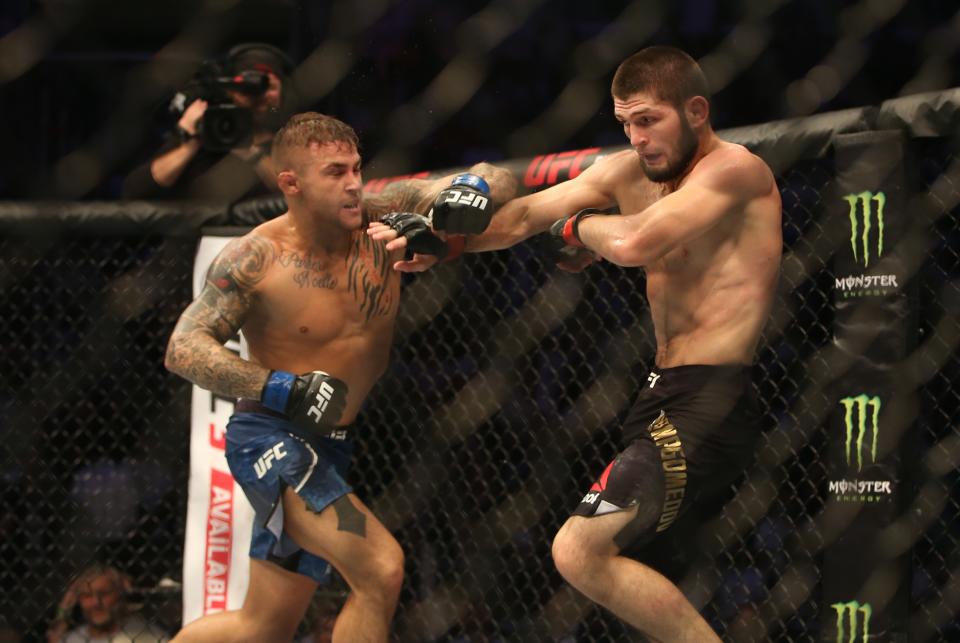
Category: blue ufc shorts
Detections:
[{"x1": 225, "y1": 400, "x2": 354, "y2": 583}]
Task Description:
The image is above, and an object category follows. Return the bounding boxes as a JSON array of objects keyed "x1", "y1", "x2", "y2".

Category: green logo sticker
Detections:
[
  {"x1": 832, "y1": 600, "x2": 872, "y2": 643},
  {"x1": 839, "y1": 394, "x2": 880, "y2": 473},
  {"x1": 843, "y1": 191, "x2": 885, "y2": 267}
]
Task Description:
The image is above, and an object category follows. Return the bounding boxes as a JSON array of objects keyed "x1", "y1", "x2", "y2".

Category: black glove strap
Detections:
[{"x1": 235, "y1": 399, "x2": 353, "y2": 440}]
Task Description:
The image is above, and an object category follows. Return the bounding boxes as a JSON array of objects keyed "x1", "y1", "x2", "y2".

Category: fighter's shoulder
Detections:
[
  {"x1": 208, "y1": 221, "x2": 282, "y2": 286},
  {"x1": 578, "y1": 148, "x2": 640, "y2": 189},
  {"x1": 229, "y1": 225, "x2": 281, "y2": 260},
  {"x1": 695, "y1": 143, "x2": 775, "y2": 195},
  {"x1": 588, "y1": 148, "x2": 639, "y2": 176}
]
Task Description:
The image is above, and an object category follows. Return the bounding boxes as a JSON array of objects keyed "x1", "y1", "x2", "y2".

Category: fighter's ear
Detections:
[
  {"x1": 685, "y1": 95, "x2": 710, "y2": 128},
  {"x1": 277, "y1": 169, "x2": 299, "y2": 196}
]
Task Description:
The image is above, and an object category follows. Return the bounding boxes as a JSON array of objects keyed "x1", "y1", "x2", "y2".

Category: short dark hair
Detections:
[
  {"x1": 611, "y1": 46, "x2": 709, "y2": 107},
  {"x1": 226, "y1": 42, "x2": 294, "y2": 77},
  {"x1": 272, "y1": 112, "x2": 360, "y2": 170}
]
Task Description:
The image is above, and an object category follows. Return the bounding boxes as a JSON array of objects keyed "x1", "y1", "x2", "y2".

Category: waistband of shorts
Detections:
[
  {"x1": 647, "y1": 364, "x2": 753, "y2": 386},
  {"x1": 234, "y1": 398, "x2": 353, "y2": 441}
]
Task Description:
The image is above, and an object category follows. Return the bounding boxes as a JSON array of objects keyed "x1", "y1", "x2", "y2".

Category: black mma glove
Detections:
[
  {"x1": 428, "y1": 173, "x2": 493, "y2": 234},
  {"x1": 380, "y1": 211, "x2": 450, "y2": 259},
  {"x1": 261, "y1": 370, "x2": 349, "y2": 433}
]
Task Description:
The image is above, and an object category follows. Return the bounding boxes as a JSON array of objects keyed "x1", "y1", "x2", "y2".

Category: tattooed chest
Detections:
[
  {"x1": 345, "y1": 233, "x2": 398, "y2": 321},
  {"x1": 277, "y1": 249, "x2": 339, "y2": 290},
  {"x1": 292, "y1": 269, "x2": 338, "y2": 289},
  {"x1": 274, "y1": 240, "x2": 397, "y2": 322}
]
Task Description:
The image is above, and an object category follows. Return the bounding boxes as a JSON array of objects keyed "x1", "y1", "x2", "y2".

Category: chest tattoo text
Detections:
[{"x1": 279, "y1": 250, "x2": 339, "y2": 290}]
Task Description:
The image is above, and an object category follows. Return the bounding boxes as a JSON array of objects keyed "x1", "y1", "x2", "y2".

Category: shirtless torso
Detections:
[
  {"x1": 236, "y1": 217, "x2": 400, "y2": 422},
  {"x1": 428, "y1": 139, "x2": 782, "y2": 369},
  {"x1": 599, "y1": 143, "x2": 782, "y2": 366}
]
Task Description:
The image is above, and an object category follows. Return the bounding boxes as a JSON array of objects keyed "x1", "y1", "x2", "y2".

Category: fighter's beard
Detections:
[{"x1": 641, "y1": 117, "x2": 698, "y2": 184}]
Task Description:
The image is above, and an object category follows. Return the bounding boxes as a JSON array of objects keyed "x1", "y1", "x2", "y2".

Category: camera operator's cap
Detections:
[{"x1": 226, "y1": 43, "x2": 294, "y2": 77}]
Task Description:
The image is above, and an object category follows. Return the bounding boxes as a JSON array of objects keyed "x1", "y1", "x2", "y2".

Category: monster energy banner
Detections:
[{"x1": 823, "y1": 130, "x2": 914, "y2": 641}]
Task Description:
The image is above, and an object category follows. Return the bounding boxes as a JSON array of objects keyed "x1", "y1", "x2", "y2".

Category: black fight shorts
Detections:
[{"x1": 573, "y1": 364, "x2": 760, "y2": 550}]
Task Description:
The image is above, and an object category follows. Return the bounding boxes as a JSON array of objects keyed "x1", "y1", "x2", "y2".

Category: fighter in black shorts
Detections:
[
  {"x1": 370, "y1": 46, "x2": 782, "y2": 642},
  {"x1": 573, "y1": 365, "x2": 760, "y2": 554}
]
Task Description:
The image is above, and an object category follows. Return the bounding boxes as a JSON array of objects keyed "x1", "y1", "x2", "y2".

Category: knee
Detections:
[
  {"x1": 369, "y1": 540, "x2": 405, "y2": 599},
  {"x1": 552, "y1": 521, "x2": 617, "y2": 605},
  {"x1": 551, "y1": 522, "x2": 588, "y2": 586}
]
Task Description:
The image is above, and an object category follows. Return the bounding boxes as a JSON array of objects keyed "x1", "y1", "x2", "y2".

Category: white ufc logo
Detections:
[
  {"x1": 443, "y1": 190, "x2": 489, "y2": 210},
  {"x1": 581, "y1": 492, "x2": 600, "y2": 504},
  {"x1": 307, "y1": 381, "x2": 335, "y2": 424},
  {"x1": 253, "y1": 442, "x2": 287, "y2": 479},
  {"x1": 647, "y1": 372, "x2": 661, "y2": 388}
]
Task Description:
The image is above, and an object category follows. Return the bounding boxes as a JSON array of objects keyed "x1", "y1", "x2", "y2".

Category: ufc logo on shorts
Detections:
[
  {"x1": 581, "y1": 492, "x2": 600, "y2": 504},
  {"x1": 647, "y1": 372, "x2": 661, "y2": 388},
  {"x1": 254, "y1": 442, "x2": 287, "y2": 479},
  {"x1": 307, "y1": 381, "x2": 335, "y2": 424},
  {"x1": 443, "y1": 190, "x2": 489, "y2": 210}
]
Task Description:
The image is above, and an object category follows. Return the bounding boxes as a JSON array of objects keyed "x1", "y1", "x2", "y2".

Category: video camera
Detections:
[{"x1": 168, "y1": 60, "x2": 270, "y2": 152}]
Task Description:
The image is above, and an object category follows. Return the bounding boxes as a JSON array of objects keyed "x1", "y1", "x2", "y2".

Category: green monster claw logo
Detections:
[
  {"x1": 839, "y1": 394, "x2": 880, "y2": 473},
  {"x1": 832, "y1": 600, "x2": 872, "y2": 643},
  {"x1": 843, "y1": 191, "x2": 886, "y2": 267}
]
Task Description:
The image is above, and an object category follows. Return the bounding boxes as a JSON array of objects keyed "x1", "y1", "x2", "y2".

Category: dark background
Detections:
[
  {"x1": 2, "y1": 0, "x2": 959, "y2": 199},
  {"x1": 2, "y1": 2, "x2": 960, "y2": 642}
]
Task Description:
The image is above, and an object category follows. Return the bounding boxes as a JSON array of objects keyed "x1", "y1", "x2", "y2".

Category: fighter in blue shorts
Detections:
[
  {"x1": 165, "y1": 111, "x2": 515, "y2": 643},
  {"x1": 225, "y1": 402, "x2": 355, "y2": 584}
]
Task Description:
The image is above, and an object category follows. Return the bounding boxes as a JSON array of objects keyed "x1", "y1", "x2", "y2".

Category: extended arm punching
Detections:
[
  {"x1": 463, "y1": 158, "x2": 617, "y2": 252},
  {"x1": 367, "y1": 155, "x2": 618, "y2": 270},
  {"x1": 365, "y1": 162, "x2": 519, "y2": 268},
  {"x1": 363, "y1": 162, "x2": 517, "y2": 228}
]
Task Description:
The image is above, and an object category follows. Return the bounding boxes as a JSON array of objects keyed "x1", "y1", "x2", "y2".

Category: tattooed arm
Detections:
[
  {"x1": 164, "y1": 233, "x2": 274, "y2": 399},
  {"x1": 362, "y1": 162, "x2": 518, "y2": 221}
]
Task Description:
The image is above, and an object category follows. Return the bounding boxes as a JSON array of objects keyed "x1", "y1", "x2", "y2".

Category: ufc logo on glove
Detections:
[
  {"x1": 442, "y1": 190, "x2": 489, "y2": 210},
  {"x1": 307, "y1": 381, "x2": 336, "y2": 423}
]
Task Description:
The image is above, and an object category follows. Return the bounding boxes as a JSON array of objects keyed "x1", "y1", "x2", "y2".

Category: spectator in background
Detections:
[
  {"x1": 122, "y1": 43, "x2": 293, "y2": 203},
  {"x1": 46, "y1": 564, "x2": 170, "y2": 643},
  {"x1": 0, "y1": 622, "x2": 21, "y2": 643}
]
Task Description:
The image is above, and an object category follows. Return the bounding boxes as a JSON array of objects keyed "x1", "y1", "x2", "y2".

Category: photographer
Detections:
[{"x1": 122, "y1": 43, "x2": 292, "y2": 202}]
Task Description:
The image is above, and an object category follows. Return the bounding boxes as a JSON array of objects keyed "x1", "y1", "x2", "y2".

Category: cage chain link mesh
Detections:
[
  {"x1": 2, "y1": 2, "x2": 960, "y2": 639},
  {"x1": 0, "y1": 140, "x2": 958, "y2": 642}
]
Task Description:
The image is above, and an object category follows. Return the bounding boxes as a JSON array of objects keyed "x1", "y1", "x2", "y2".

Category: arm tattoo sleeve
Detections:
[
  {"x1": 468, "y1": 162, "x2": 519, "y2": 209},
  {"x1": 165, "y1": 234, "x2": 275, "y2": 399},
  {"x1": 362, "y1": 179, "x2": 437, "y2": 222},
  {"x1": 362, "y1": 163, "x2": 518, "y2": 222}
]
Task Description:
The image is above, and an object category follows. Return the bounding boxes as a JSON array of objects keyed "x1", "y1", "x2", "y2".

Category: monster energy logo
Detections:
[
  {"x1": 840, "y1": 394, "x2": 880, "y2": 472},
  {"x1": 843, "y1": 191, "x2": 885, "y2": 267},
  {"x1": 832, "y1": 600, "x2": 872, "y2": 643}
]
